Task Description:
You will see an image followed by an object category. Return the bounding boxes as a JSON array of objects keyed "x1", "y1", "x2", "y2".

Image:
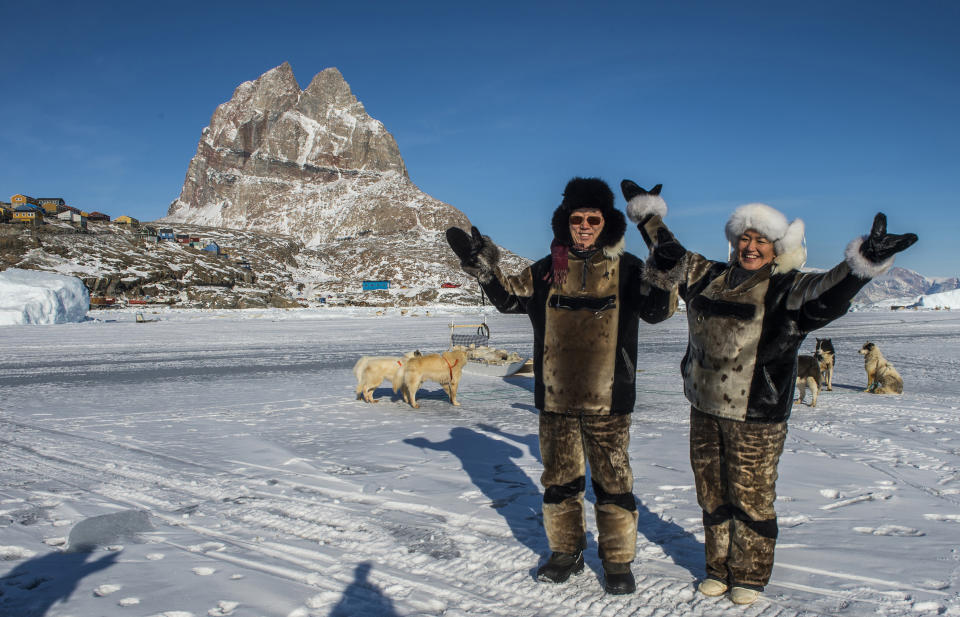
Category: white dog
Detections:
[{"x1": 353, "y1": 351, "x2": 419, "y2": 403}]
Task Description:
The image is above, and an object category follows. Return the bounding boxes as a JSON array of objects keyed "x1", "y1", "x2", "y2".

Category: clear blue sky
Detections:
[{"x1": 2, "y1": 1, "x2": 956, "y2": 276}]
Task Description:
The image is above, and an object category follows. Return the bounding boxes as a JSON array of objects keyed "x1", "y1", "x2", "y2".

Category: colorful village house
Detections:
[
  {"x1": 157, "y1": 228, "x2": 175, "y2": 241},
  {"x1": 114, "y1": 215, "x2": 140, "y2": 225},
  {"x1": 361, "y1": 280, "x2": 390, "y2": 291},
  {"x1": 87, "y1": 211, "x2": 110, "y2": 222},
  {"x1": 202, "y1": 241, "x2": 221, "y2": 255},
  {"x1": 37, "y1": 198, "x2": 67, "y2": 215},
  {"x1": 11, "y1": 194, "x2": 39, "y2": 207},
  {"x1": 12, "y1": 204, "x2": 45, "y2": 225},
  {"x1": 0, "y1": 204, "x2": 11, "y2": 223},
  {"x1": 57, "y1": 210, "x2": 87, "y2": 229},
  {"x1": 139, "y1": 226, "x2": 159, "y2": 243}
]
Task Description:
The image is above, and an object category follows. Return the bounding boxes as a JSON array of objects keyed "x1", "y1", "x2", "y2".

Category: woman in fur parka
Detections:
[
  {"x1": 446, "y1": 177, "x2": 675, "y2": 595},
  {"x1": 621, "y1": 180, "x2": 917, "y2": 605}
]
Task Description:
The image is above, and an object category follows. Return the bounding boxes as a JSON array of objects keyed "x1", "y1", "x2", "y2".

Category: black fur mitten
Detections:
[
  {"x1": 445, "y1": 226, "x2": 500, "y2": 282},
  {"x1": 859, "y1": 213, "x2": 918, "y2": 263}
]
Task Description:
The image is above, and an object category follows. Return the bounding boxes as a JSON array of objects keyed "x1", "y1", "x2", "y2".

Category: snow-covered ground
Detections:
[{"x1": 1, "y1": 307, "x2": 959, "y2": 617}]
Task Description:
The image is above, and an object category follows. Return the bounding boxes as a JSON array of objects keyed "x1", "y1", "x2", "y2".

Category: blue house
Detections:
[
  {"x1": 202, "y1": 241, "x2": 221, "y2": 255},
  {"x1": 158, "y1": 228, "x2": 175, "y2": 241},
  {"x1": 362, "y1": 280, "x2": 390, "y2": 291}
]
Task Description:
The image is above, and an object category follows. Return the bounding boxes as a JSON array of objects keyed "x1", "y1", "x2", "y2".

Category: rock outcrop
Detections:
[{"x1": 165, "y1": 63, "x2": 469, "y2": 246}]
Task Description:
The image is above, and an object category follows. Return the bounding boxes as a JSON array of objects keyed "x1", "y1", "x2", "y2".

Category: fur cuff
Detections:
[
  {"x1": 643, "y1": 251, "x2": 686, "y2": 290},
  {"x1": 845, "y1": 236, "x2": 895, "y2": 279},
  {"x1": 626, "y1": 193, "x2": 667, "y2": 224},
  {"x1": 477, "y1": 236, "x2": 500, "y2": 270}
]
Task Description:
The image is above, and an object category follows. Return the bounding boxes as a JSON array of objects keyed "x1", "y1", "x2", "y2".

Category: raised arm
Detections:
[
  {"x1": 790, "y1": 212, "x2": 918, "y2": 331},
  {"x1": 445, "y1": 226, "x2": 532, "y2": 314}
]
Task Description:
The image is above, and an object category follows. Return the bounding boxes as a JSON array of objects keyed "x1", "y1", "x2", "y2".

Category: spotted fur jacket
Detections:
[
  {"x1": 479, "y1": 236, "x2": 675, "y2": 416},
  {"x1": 639, "y1": 216, "x2": 887, "y2": 423}
]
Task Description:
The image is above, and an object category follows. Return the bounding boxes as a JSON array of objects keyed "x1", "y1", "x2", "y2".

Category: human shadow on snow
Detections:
[
  {"x1": 327, "y1": 562, "x2": 400, "y2": 617},
  {"x1": 404, "y1": 426, "x2": 547, "y2": 565},
  {"x1": 0, "y1": 550, "x2": 118, "y2": 617}
]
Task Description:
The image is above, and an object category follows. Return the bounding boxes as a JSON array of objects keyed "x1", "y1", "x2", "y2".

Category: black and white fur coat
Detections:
[{"x1": 636, "y1": 212, "x2": 892, "y2": 423}]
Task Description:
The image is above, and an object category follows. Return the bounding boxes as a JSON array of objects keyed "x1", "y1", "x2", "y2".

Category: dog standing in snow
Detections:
[
  {"x1": 397, "y1": 349, "x2": 468, "y2": 409},
  {"x1": 353, "y1": 351, "x2": 419, "y2": 403},
  {"x1": 815, "y1": 338, "x2": 836, "y2": 391},
  {"x1": 859, "y1": 342, "x2": 903, "y2": 394},
  {"x1": 796, "y1": 353, "x2": 824, "y2": 406}
]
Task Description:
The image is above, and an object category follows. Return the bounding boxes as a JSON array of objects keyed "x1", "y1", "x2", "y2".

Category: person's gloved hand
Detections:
[
  {"x1": 859, "y1": 213, "x2": 918, "y2": 263},
  {"x1": 621, "y1": 180, "x2": 666, "y2": 227},
  {"x1": 652, "y1": 227, "x2": 686, "y2": 271},
  {"x1": 446, "y1": 226, "x2": 498, "y2": 279}
]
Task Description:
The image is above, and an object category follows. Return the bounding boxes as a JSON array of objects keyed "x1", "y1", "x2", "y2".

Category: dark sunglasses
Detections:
[{"x1": 569, "y1": 214, "x2": 603, "y2": 226}]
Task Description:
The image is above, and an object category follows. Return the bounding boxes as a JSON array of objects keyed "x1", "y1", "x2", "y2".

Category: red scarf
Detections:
[{"x1": 543, "y1": 239, "x2": 569, "y2": 287}]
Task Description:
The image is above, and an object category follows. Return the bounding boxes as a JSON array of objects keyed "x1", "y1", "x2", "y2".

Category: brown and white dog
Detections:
[
  {"x1": 796, "y1": 353, "x2": 824, "y2": 407},
  {"x1": 859, "y1": 342, "x2": 903, "y2": 394},
  {"x1": 397, "y1": 349, "x2": 468, "y2": 409},
  {"x1": 353, "y1": 351, "x2": 419, "y2": 403},
  {"x1": 815, "y1": 338, "x2": 836, "y2": 391}
]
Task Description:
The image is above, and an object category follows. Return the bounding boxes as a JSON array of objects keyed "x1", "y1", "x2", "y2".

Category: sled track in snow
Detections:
[{"x1": 0, "y1": 416, "x2": 939, "y2": 615}]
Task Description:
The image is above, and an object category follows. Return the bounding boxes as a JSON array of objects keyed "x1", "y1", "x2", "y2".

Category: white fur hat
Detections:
[{"x1": 725, "y1": 203, "x2": 806, "y2": 271}]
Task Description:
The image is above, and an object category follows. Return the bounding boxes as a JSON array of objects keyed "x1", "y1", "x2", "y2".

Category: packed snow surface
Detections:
[
  {"x1": 0, "y1": 268, "x2": 89, "y2": 325},
  {"x1": 1, "y1": 306, "x2": 959, "y2": 616}
]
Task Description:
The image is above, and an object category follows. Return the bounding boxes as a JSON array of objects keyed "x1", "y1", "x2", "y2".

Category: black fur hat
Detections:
[{"x1": 550, "y1": 177, "x2": 627, "y2": 250}]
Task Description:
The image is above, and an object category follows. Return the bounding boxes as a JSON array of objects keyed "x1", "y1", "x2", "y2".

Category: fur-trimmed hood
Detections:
[
  {"x1": 550, "y1": 177, "x2": 627, "y2": 252},
  {"x1": 725, "y1": 203, "x2": 806, "y2": 273}
]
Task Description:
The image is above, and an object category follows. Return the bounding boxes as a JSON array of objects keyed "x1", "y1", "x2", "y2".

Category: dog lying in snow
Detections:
[
  {"x1": 859, "y1": 342, "x2": 903, "y2": 394},
  {"x1": 796, "y1": 353, "x2": 825, "y2": 407},
  {"x1": 396, "y1": 349, "x2": 468, "y2": 409},
  {"x1": 353, "y1": 351, "x2": 420, "y2": 403}
]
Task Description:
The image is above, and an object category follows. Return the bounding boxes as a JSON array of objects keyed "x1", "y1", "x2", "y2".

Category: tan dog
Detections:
[
  {"x1": 353, "y1": 351, "x2": 419, "y2": 403},
  {"x1": 796, "y1": 354, "x2": 824, "y2": 407},
  {"x1": 398, "y1": 349, "x2": 468, "y2": 408},
  {"x1": 815, "y1": 338, "x2": 836, "y2": 391},
  {"x1": 859, "y1": 342, "x2": 903, "y2": 394}
]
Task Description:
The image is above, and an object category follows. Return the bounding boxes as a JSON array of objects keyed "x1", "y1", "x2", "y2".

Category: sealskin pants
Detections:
[
  {"x1": 539, "y1": 412, "x2": 638, "y2": 563},
  {"x1": 689, "y1": 407, "x2": 787, "y2": 589}
]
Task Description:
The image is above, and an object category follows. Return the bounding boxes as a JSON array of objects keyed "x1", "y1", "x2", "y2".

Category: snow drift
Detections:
[{"x1": 0, "y1": 268, "x2": 90, "y2": 325}]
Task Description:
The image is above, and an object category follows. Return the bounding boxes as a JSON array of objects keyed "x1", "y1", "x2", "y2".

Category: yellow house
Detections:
[
  {"x1": 0, "y1": 205, "x2": 10, "y2": 222},
  {"x1": 12, "y1": 205, "x2": 44, "y2": 225},
  {"x1": 11, "y1": 194, "x2": 39, "y2": 207},
  {"x1": 114, "y1": 215, "x2": 140, "y2": 225}
]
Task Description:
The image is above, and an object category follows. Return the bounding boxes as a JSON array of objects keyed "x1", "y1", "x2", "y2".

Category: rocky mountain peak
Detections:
[{"x1": 165, "y1": 63, "x2": 434, "y2": 241}]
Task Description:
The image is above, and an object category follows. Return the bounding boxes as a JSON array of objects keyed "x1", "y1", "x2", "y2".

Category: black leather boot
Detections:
[
  {"x1": 536, "y1": 550, "x2": 584, "y2": 583},
  {"x1": 602, "y1": 561, "x2": 636, "y2": 594}
]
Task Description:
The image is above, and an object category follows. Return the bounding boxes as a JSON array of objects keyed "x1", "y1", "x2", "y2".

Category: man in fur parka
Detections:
[
  {"x1": 622, "y1": 179, "x2": 917, "y2": 605},
  {"x1": 445, "y1": 177, "x2": 675, "y2": 595}
]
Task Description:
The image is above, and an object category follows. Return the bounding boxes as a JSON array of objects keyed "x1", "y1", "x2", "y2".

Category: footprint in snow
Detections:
[
  {"x1": 924, "y1": 513, "x2": 960, "y2": 522},
  {"x1": 0, "y1": 545, "x2": 37, "y2": 560},
  {"x1": 853, "y1": 525, "x2": 925, "y2": 536},
  {"x1": 208, "y1": 600, "x2": 239, "y2": 616},
  {"x1": 93, "y1": 583, "x2": 122, "y2": 597},
  {"x1": 192, "y1": 566, "x2": 216, "y2": 576}
]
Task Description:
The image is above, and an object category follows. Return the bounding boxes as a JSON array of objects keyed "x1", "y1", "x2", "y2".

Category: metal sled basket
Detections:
[{"x1": 449, "y1": 318, "x2": 528, "y2": 377}]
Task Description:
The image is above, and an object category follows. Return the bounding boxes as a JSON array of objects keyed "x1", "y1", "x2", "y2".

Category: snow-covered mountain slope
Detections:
[{"x1": 0, "y1": 220, "x2": 530, "y2": 308}]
